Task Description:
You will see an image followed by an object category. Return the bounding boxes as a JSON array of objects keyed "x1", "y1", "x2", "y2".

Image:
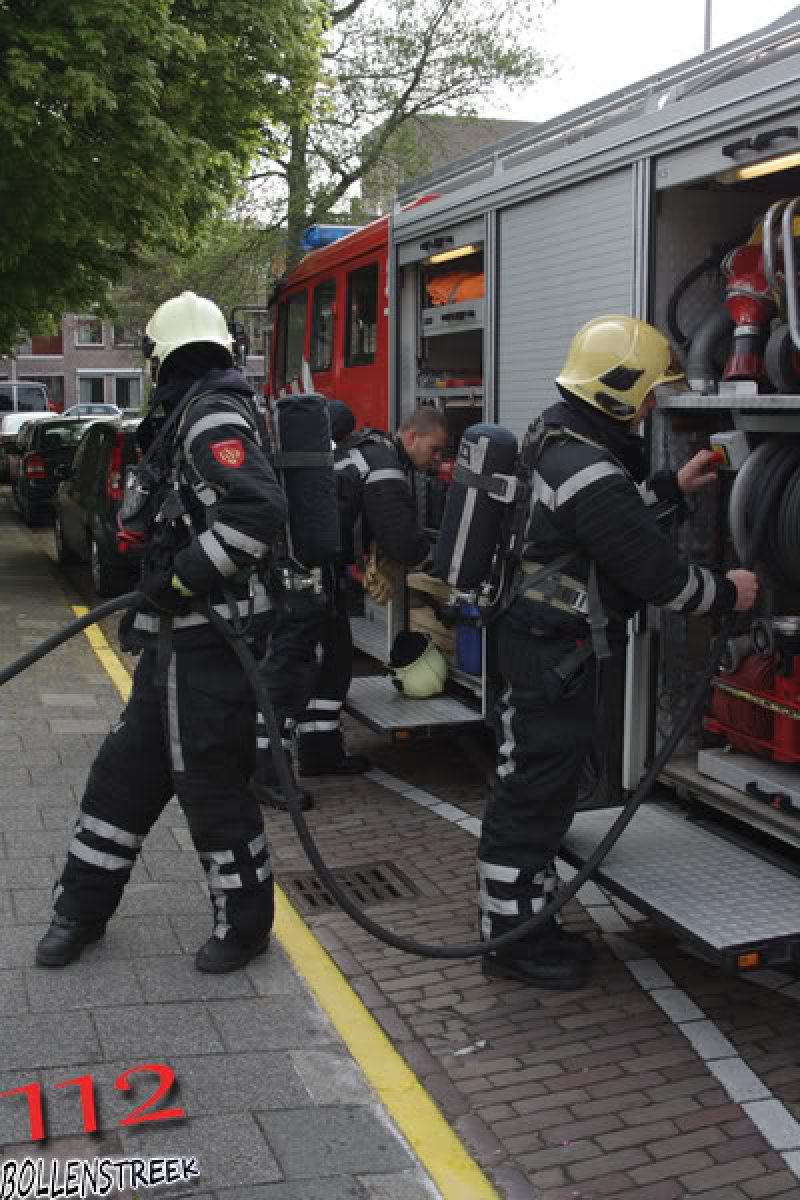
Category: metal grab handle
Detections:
[
  {"x1": 783, "y1": 197, "x2": 800, "y2": 352},
  {"x1": 763, "y1": 199, "x2": 788, "y2": 298}
]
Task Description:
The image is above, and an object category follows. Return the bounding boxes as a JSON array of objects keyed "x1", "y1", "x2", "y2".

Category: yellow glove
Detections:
[{"x1": 364, "y1": 545, "x2": 400, "y2": 605}]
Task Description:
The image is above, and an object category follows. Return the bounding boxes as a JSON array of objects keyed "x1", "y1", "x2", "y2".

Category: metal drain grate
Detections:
[{"x1": 280, "y1": 861, "x2": 419, "y2": 915}]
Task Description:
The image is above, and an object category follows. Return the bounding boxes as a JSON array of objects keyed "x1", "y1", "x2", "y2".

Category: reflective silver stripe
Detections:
[
  {"x1": 184, "y1": 412, "x2": 251, "y2": 454},
  {"x1": 206, "y1": 863, "x2": 243, "y2": 889},
  {"x1": 133, "y1": 585, "x2": 271, "y2": 632},
  {"x1": 69, "y1": 838, "x2": 131, "y2": 871},
  {"x1": 366, "y1": 468, "x2": 406, "y2": 485},
  {"x1": 334, "y1": 458, "x2": 353, "y2": 472},
  {"x1": 349, "y1": 448, "x2": 370, "y2": 478},
  {"x1": 478, "y1": 888, "x2": 518, "y2": 916},
  {"x1": 80, "y1": 814, "x2": 143, "y2": 850},
  {"x1": 637, "y1": 481, "x2": 659, "y2": 506},
  {"x1": 556, "y1": 462, "x2": 623, "y2": 506},
  {"x1": 200, "y1": 848, "x2": 236, "y2": 866},
  {"x1": 531, "y1": 470, "x2": 557, "y2": 511},
  {"x1": 496, "y1": 685, "x2": 517, "y2": 780},
  {"x1": 478, "y1": 859, "x2": 520, "y2": 884},
  {"x1": 248, "y1": 832, "x2": 267, "y2": 859},
  {"x1": 256, "y1": 738, "x2": 291, "y2": 750},
  {"x1": 296, "y1": 719, "x2": 339, "y2": 734},
  {"x1": 307, "y1": 698, "x2": 342, "y2": 712},
  {"x1": 199, "y1": 529, "x2": 238, "y2": 577},
  {"x1": 256, "y1": 862, "x2": 272, "y2": 883},
  {"x1": 666, "y1": 568, "x2": 699, "y2": 612},
  {"x1": 694, "y1": 566, "x2": 716, "y2": 615},
  {"x1": 167, "y1": 654, "x2": 185, "y2": 772},
  {"x1": 195, "y1": 484, "x2": 218, "y2": 505},
  {"x1": 214, "y1": 521, "x2": 268, "y2": 557}
]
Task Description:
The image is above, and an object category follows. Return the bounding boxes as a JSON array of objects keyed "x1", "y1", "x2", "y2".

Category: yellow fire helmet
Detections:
[
  {"x1": 389, "y1": 632, "x2": 448, "y2": 699},
  {"x1": 145, "y1": 291, "x2": 233, "y2": 375},
  {"x1": 556, "y1": 314, "x2": 684, "y2": 421}
]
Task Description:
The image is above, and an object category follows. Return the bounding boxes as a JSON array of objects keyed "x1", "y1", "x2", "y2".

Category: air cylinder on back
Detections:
[
  {"x1": 433, "y1": 423, "x2": 518, "y2": 590},
  {"x1": 274, "y1": 393, "x2": 340, "y2": 567}
]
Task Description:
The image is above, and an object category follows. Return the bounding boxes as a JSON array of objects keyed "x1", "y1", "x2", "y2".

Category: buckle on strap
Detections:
[{"x1": 453, "y1": 462, "x2": 518, "y2": 503}]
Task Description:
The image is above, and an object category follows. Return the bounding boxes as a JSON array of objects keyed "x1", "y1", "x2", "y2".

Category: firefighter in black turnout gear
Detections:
[
  {"x1": 253, "y1": 398, "x2": 358, "y2": 811},
  {"x1": 36, "y1": 292, "x2": 288, "y2": 974},
  {"x1": 479, "y1": 315, "x2": 759, "y2": 991},
  {"x1": 255, "y1": 405, "x2": 449, "y2": 807}
]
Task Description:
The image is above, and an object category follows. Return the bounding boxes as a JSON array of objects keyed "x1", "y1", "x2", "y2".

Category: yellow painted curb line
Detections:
[{"x1": 71, "y1": 606, "x2": 499, "y2": 1200}]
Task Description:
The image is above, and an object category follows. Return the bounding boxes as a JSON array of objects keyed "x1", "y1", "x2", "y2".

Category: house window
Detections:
[
  {"x1": 79, "y1": 377, "x2": 105, "y2": 404},
  {"x1": 276, "y1": 292, "x2": 308, "y2": 389},
  {"x1": 30, "y1": 332, "x2": 64, "y2": 355},
  {"x1": 346, "y1": 263, "x2": 378, "y2": 366},
  {"x1": 310, "y1": 279, "x2": 336, "y2": 372},
  {"x1": 114, "y1": 376, "x2": 142, "y2": 410},
  {"x1": 20, "y1": 375, "x2": 65, "y2": 411},
  {"x1": 75, "y1": 319, "x2": 103, "y2": 347},
  {"x1": 113, "y1": 324, "x2": 137, "y2": 347}
]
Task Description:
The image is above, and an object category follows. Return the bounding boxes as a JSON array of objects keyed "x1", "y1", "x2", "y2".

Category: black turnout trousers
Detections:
[
  {"x1": 478, "y1": 600, "x2": 598, "y2": 945},
  {"x1": 259, "y1": 576, "x2": 352, "y2": 772},
  {"x1": 55, "y1": 639, "x2": 273, "y2": 943}
]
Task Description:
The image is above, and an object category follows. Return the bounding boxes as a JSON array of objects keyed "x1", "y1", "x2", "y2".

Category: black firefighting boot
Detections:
[
  {"x1": 297, "y1": 752, "x2": 371, "y2": 778},
  {"x1": 482, "y1": 939, "x2": 589, "y2": 990},
  {"x1": 540, "y1": 920, "x2": 595, "y2": 963},
  {"x1": 195, "y1": 931, "x2": 271, "y2": 974},
  {"x1": 35, "y1": 915, "x2": 106, "y2": 967}
]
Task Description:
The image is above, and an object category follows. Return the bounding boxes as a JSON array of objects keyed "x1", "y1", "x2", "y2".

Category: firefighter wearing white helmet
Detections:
[
  {"x1": 478, "y1": 314, "x2": 759, "y2": 991},
  {"x1": 37, "y1": 291, "x2": 289, "y2": 976}
]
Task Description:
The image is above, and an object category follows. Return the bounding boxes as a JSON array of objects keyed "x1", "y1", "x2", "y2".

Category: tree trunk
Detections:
[{"x1": 285, "y1": 122, "x2": 311, "y2": 269}]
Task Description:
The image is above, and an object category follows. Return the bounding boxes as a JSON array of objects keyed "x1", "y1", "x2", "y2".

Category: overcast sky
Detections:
[{"x1": 500, "y1": 0, "x2": 799, "y2": 122}]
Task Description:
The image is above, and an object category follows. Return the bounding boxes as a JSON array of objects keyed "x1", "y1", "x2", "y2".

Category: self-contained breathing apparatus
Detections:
[
  {"x1": 432, "y1": 418, "x2": 626, "y2": 682},
  {"x1": 117, "y1": 389, "x2": 341, "y2": 622}
]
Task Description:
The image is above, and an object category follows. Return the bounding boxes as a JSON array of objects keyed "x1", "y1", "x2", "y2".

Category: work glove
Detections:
[
  {"x1": 363, "y1": 544, "x2": 400, "y2": 606},
  {"x1": 138, "y1": 565, "x2": 194, "y2": 616}
]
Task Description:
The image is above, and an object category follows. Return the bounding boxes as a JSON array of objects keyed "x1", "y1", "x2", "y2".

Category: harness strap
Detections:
[{"x1": 273, "y1": 450, "x2": 334, "y2": 469}]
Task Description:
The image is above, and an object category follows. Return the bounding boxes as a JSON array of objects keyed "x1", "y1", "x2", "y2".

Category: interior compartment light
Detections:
[
  {"x1": 428, "y1": 244, "x2": 480, "y2": 265},
  {"x1": 721, "y1": 149, "x2": 800, "y2": 183}
]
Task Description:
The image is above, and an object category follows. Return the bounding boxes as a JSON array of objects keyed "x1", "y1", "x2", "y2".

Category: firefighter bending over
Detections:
[
  {"x1": 36, "y1": 292, "x2": 287, "y2": 974},
  {"x1": 479, "y1": 315, "x2": 759, "y2": 991}
]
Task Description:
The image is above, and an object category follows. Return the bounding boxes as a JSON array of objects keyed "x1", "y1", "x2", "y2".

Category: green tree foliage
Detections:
[
  {"x1": 249, "y1": 0, "x2": 552, "y2": 262},
  {"x1": 112, "y1": 215, "x2": 284, "y2": 334},
  {"x1": 0, "y1": 0, "x2": 322, "y2": 352}
]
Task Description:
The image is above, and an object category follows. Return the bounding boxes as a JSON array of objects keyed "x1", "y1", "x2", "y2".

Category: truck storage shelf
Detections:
[
  {"x1": 659, "y1": 393, "x2": 800, "y2": 410},
  {"x1": 661, "y1": 754, "x2": 800, "y2": 850},
  {"x1": 345, "y1": 675, "x2": 482, "y2": 732},
  {"x1": 561, "y1": 803, "x2": 800, "y2": 961},
  {"x1": 416, "y1": 388, "x2": 483, "y2": 400},
  {"x1": 351, "y1": 615, "x2": 388, "y2": 661},
  {"x1": 421, "y1": 299, "x2": 484, "y2": 337}
]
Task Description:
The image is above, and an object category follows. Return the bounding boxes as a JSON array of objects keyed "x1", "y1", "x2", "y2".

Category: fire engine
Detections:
[{"x1": 268, "y1": 10, "x2": 800, "y2": 972}]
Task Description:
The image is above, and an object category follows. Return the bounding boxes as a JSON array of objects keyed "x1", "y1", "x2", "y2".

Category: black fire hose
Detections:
[{"x1": 0, "y1": 486, "x2": 765, "y2": 960}]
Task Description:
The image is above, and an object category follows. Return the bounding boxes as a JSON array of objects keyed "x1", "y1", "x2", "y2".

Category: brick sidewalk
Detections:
[
  {"x1": 0, "y1": 495, "x2": 444, "y2": 1200},
  {"x1": 7, "y1": 492, "x2": 800, "y2": 1199}
]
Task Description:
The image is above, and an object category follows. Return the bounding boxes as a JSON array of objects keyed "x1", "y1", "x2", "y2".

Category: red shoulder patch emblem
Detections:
[{"x1": 210, "y1": 438, "x2": 245, "y2": 468}]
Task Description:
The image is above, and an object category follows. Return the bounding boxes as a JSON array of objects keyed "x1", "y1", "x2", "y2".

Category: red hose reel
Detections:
[{"x1": 706, "y1": 653, "x2": 800, "y2": 763}]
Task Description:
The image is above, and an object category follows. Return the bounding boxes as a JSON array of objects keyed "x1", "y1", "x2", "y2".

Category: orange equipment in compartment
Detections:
[{"x1": 425, "y1": 271, "x2": 485, "y2": 307}]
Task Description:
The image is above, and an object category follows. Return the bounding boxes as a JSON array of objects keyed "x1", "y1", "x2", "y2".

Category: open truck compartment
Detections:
[{"x1": 382, "y1": 11, "x2": 800, "y2": 965}]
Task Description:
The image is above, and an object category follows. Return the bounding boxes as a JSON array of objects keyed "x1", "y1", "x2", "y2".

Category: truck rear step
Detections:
[
  {"x1": 561, "y1": 803, "x2": 800, "y2": 970},
  {"x1": 345, "y1": 675, "x2": 481, "y2": 735}
]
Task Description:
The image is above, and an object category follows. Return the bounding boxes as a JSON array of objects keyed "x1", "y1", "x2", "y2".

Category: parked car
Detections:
[
  {"x1": 0, "y1": 381, "x2": 48, "y2": 415},
  {"x1": 61, "y1": 403, "x2": 121, "y2": 419},
  {"x1": 0, "y1": 412, "x2": 59, "y2": 482},
  {"x1": 54, "y1": 417, "x2": 143, "y2": 595},
  {"x1": 8, "y1": 418, "x2": 98, "y2": 525}
]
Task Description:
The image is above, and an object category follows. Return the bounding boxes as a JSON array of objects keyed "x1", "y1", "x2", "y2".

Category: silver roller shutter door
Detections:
[{"x1": 497, "y1": 168, "x2": 636, "y2": 438}]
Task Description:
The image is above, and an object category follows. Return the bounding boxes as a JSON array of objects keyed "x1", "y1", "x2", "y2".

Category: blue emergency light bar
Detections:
[{"x1": 300, "y1": 224, "x2": 362, "y2": 252}]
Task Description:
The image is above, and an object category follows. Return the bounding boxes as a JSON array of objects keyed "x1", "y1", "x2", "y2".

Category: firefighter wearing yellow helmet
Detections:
[
  {"x1": 37, "y1": 292, "x2": 290, "y2": 976},
  {"x1": 478, "y1": 313, "x2": 759, "y2": 992}
]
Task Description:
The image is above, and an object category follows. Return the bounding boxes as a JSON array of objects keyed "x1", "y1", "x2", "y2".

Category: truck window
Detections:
[
  {"x1": 276, "y1": 292, "x2": 308, "y2": 389},
  {"x1": 310, "y1": 279, "x2": 336, "y2": 372},
  {"x1": 346, "y1": 263, "x2": 378, "y2": 367}
]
